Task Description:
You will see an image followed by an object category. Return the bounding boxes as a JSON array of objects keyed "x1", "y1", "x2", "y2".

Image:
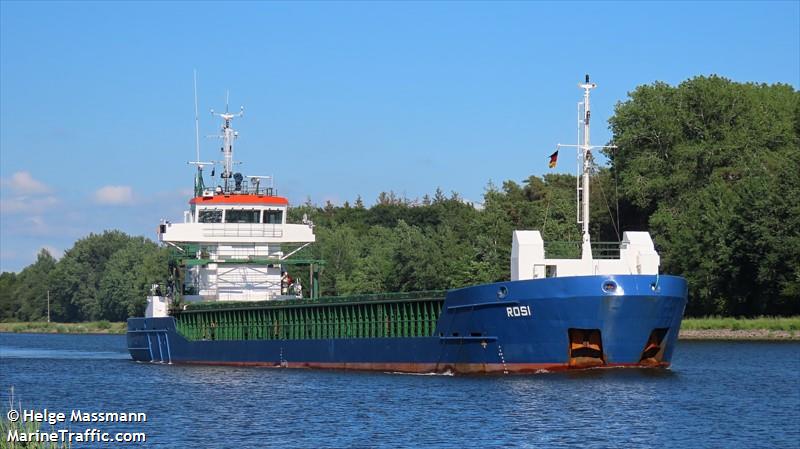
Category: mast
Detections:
[
  {"x1": 194, "y1": 70, "x2": 201, "y2": 163},
  {"x1": 554, "y1": 75, "x2": 615, "y2": 260},
  {"x1": 211, "y1": 94, "x2": 244, "y2": 192},
  {"x1": 578, "y1": 75, "x2": 596, "y2": 259}
]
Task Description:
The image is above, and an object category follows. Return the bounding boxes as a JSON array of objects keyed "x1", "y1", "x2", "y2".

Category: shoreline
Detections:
[
  {"x1": 678, "y1": 329, "x2": 798, "y2": 341},
  {"x1": 0, "y1": 321, "x2": 126, "y2": 335},
  {"x1": 1, "y1": 321, "x2": 798, "y2": 341}
]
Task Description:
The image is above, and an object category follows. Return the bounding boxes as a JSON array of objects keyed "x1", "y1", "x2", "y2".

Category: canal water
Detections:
[{"x1": 1, "y1": 333, "x2": 798, "y2": 448}]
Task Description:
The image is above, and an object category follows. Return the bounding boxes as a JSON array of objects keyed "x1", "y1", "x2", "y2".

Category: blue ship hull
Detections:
[{"x1": 127, "y1": 274, "x2": 687, "y2": 374}]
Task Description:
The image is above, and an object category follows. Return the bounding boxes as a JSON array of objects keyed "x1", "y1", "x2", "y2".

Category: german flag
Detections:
[{"x1": 548, "y1": 150, "x2": 559, "y2": 168}]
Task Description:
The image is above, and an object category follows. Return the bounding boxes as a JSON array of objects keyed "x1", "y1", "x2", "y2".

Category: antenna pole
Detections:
[
  {"x1": 47, "y1": 290, "x2": 50, "y2": 323},
  {"x1": 579, "y1": 75, "x2": 596, "y2": 259},
  {"x1": 555, "y1": 76, "x2": 616, "y2": 260},
  {"x1": 576, "y1": 101, "x2": 582, "y2": 226},
  {"x1": 194, "y1": 70, "x2": 201, "y2": 163},
  {"x1": 211, "y1": 94, "x2": 244, "y2": 191}
]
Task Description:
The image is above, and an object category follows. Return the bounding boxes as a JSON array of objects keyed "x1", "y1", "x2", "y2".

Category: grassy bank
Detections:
[
  {"x1": 680, "y1": 316, "x2": 800, "y2": 340},
  {"x1": 0, "y1": 321, "x2": 126, "y2": 334},
  {"x1": 682, "y1": 316, "x2": 800, "y2": 331}
]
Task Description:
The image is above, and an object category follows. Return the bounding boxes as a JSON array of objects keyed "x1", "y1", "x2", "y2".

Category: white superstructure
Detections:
[
  {"x1": 511, "y1": 76, "x2": 660, "y2": 280},
  {"x1": 148, "y1": 95, "x2": 316, "y2": 318},
  {"x1": 159, "y1": 194, "x2": 315, "y2": 302}
]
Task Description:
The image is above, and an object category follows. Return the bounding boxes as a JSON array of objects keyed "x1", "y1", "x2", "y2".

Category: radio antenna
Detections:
[
  {"x1": 189, "y1": 70, "x2": 214, "y2": 197},
  {"x1": 194, "y1": 70, "x2": 201, "y2": 163}
]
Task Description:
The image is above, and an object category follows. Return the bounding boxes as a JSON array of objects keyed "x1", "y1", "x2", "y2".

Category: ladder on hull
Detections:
[{"x1": 128, "y1": 329, "x2": 173, "y2": 364}]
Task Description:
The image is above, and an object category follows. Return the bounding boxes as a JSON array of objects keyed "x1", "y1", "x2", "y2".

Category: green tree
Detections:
[
  {"x1": 608, "y1": 75, "x2": 800, "y2": 315},
  {"x1": 49, "y1": 231, "x2": 143, "y2": 321},
  {"x1": 14, "y1": 249, "x2": 57, "y2": 321},
  {"x1": 97, "y1": 238, "x2": 169, "y2": 321},
  {"x1": 0, "y1": 272, "x2": 19, "y2": 321}
]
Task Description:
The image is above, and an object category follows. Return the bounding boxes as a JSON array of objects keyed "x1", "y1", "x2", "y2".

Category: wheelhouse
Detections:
[{"x1": 187, "y1": 195, "x2": 288, "y2": 225}]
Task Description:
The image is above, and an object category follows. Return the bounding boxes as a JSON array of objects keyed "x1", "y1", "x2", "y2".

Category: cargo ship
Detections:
[{"x1": 127, "y1": 76, "x2": 688, "y2": 374}]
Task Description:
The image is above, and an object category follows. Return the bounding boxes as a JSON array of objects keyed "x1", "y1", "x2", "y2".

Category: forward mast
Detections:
[
  {"x1": 511, "y1": 75, "x2": 660, "y2": 280},
  {"x1": 555, "y1": 74, "x2": 617, "y2": 259}
]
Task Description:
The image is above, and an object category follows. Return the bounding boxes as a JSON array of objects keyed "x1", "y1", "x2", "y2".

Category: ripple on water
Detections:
[
  {"x1": 1, "y1": 334, "x2": 798, "y2": 449},
  {"x1": 0, "y1": 346, "x2": 129, "y2": 360}
]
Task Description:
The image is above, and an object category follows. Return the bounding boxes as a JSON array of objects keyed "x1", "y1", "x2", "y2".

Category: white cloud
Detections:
[
  {"x1": 0, "y1": 171, "x2": 58, "y2": 215},
  {"x1": 2, "y1": 171, "x2": 51, "y2": 194},
  {"x1": 93, "y1": 185, "x2": 134, "y2": 205},
  {"x1": 24, "y1": 216, "x2": 49, "y2": 233},
  {"x1": 0, "y1": 195, "x2": 59, "y2": 214}
]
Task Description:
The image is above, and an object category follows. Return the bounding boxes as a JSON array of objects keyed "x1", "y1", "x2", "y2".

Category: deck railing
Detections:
[
  {"x1": 208, "y1": 180, "x2": 278, "y2": 196},
  {"x1": 182, "y1": 290, "x2": 448, "y2": 311},
  {"x1": 543, "y1": 241, "x2": 622, "y2": 259}
]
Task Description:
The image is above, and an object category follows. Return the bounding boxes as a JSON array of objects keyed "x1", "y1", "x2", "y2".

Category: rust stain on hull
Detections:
[
  {"x1": 567, "y1": 328, "x2": 606, "y2": 368},
  {"x1": 639, "y1": 328, "x2": 670, "y2": 366}
]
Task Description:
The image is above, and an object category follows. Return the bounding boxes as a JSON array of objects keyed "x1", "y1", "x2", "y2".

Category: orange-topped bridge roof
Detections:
[{"x1": 190, "y1": 194, "x2": 289, "y2": 206}]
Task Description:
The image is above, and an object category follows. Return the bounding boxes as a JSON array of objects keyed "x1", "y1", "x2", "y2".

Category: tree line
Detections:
[
  {"x1": 0, "y1": 233, "x2": 169, "y2": 323},
  {"x1": 0, "y1": 75, "x2": 797, "y2": 321}
]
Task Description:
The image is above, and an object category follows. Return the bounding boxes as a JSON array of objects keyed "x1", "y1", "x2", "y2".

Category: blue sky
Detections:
[{"x1": 1, "y1": 1, "x2": 798, "y2": 272}]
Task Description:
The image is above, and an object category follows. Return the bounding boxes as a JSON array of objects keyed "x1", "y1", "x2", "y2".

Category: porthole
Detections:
[{"x1": 497, "y1": 286, "x2": 508, "y2": 299}]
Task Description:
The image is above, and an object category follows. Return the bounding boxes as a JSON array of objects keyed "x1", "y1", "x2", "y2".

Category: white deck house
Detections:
[
  {"x1": 148, "y1": 97, "x2": 316, "y2": 317},
  {"x1": 511, "y1": 231, "x2": 660, "y2": 280},
  {"x1": 159, "y1": 194, "x2": 315, "y2": 302}
]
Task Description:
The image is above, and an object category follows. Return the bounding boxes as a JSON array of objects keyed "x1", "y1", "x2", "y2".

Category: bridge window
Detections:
[
  {"x1": 225, "y1": 209, "x2": 260, "y2": 223},
  {"x1": 198, "y1": 209, "x2": 222, "y2": 223},
  {"x1": 263, "y1": 210, "x2": 283, "y2": 224}
]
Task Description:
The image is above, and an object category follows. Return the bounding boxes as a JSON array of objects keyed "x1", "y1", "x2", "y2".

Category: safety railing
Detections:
[
  {"x1": 182, "y1": 290, "x2": 448, "y2": 311},
  {"x1": 211, "y1": 180, "x2": 278, "y2": 196},
  {"x1": 544, "y1": 241, "x2": 621, "y2": 259}
]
